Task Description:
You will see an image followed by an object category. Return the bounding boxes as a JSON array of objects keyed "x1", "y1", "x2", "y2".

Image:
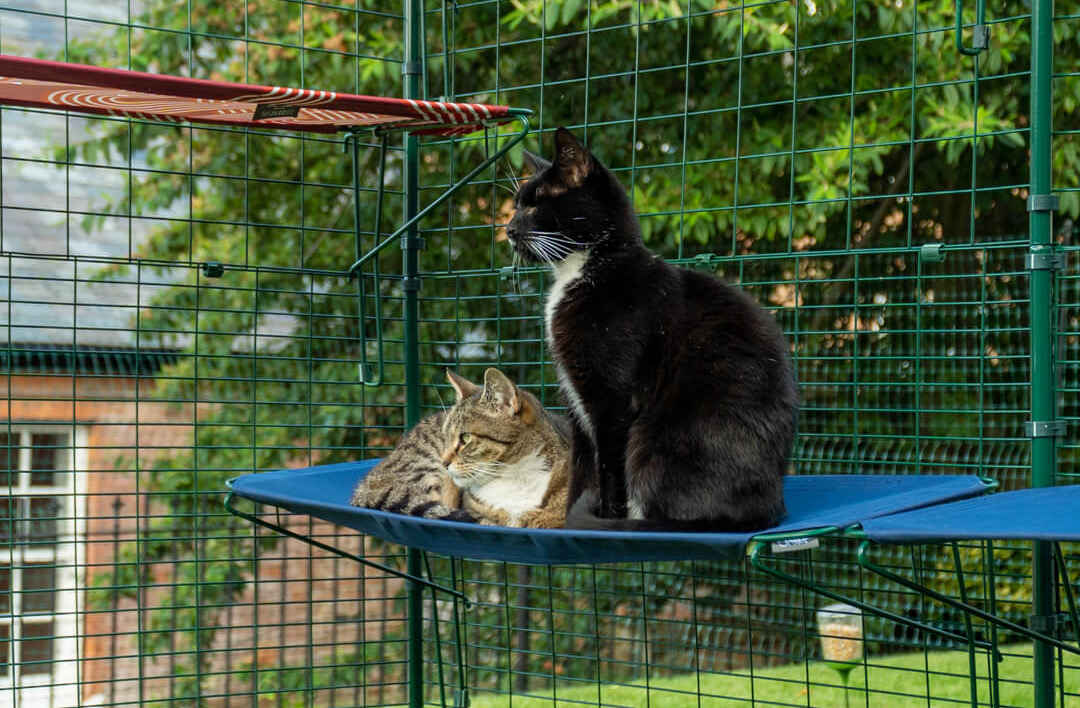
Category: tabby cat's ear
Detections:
[
  {"x1": 446, "y1": 370, "x2": 480, "y2": 401},
  {"x1": 481, "y1": 368, "x2": 522, "y2": 415},
  {"x1": 552, "y1": 127, "x2": 594, "y2": 188},
  {"x1": 522, "y1": 149, "x2": 551, "y2": 175}
]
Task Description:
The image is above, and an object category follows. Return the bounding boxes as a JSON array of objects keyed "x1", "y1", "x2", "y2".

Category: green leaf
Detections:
[
  {"x1": 561, "y1": 0, "x2": 582, "y2": 27},
  {"x1": 545, "y1": 1, "x2": 560, "y2": 32}
]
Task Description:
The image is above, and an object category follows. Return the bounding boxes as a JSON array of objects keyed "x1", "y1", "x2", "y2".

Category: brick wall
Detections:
[{"x1": 3, "y1": 371, "x2": 402, "y2": 706}]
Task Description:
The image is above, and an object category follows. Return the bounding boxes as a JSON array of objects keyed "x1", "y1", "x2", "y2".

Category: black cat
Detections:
[{"x1": 506, "y1": 127, "x2": 799, "y2": 532}]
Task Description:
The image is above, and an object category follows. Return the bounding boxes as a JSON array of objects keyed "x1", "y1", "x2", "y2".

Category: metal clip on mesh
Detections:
[{"x1": 955, "y1": 0, "x2": 990, "y2": 55}]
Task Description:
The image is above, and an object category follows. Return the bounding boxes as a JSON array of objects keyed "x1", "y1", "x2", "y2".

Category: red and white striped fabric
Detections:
[{"x1": 0, "y1": 54, "x2": 516, "y2": 135}]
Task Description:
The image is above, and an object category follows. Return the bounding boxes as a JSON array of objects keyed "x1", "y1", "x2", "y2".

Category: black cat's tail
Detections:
[{"x1": 564, "y1": 491, "x2": 778, "y2": 533}]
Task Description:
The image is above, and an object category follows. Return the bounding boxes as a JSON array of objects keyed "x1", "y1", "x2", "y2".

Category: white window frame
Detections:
[{"x1": 1, "y1": 425, "x2": 86, "y2": 708}]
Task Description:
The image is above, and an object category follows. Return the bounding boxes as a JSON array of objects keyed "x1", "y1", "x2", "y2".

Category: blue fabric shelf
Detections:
[
  {"x1": 227, "y1": 462, "x2": 990, "y2": 564},
  {"x1": 861, "y1": 485, "x2": 1080, "y2": 543}
]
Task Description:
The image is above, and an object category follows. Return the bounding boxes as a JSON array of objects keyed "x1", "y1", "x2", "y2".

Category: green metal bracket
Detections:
[
  {"x1": 343, "y1": 111, "x2": 530, "y2": 387},
  {"x1": 423, "y1": 553, "x2": 471, "y2": 708},
  {"x1": 856, "y1": 539, "x2": 1080, "y2": 656},
  {"x1": 347, "y1": 131, "x2": 389, "y2": 386},
  {"x1": 347, "y1": 112, "x2": 531, "y2": 277},
  {"x1": 223, "y1": 491, "x2": 470, "y2": 605},
  {"x1": 748, "y1": 540, "x2": 993, "y2": 650},
  {"x1": 955, "y1": 0, "x2": 989, "y2": 55},
  {"x1": 748, "y1": 525, "x2": 842, "y2": 544},
  {"x1": 1056, "y1": 543, "x2": 1080, "y2": 644}
]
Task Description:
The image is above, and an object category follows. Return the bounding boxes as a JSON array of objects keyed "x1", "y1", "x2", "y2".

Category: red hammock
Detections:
[{"x1": 0, "y1": 54, "x2": 516, "y2": 135}]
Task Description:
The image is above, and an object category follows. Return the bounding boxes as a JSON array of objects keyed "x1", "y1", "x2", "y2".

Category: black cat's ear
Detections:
[
  {"x1": 522, "y1": 149, "x2": 551, "y2": 175},
  {"x1": 552, "y1": 127, "x2": 594, "y2": 188},
  {"x1": 481, "y1": 368, "x2": 522, "y2": 415},
  {"x1": 446, "y1": 370, "x2": 480, "y2": 401}
]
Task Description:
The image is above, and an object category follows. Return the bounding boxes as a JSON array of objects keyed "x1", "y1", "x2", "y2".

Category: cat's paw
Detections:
[{"x1": 569, "y1": 489, "x2": 598, "y2": 517}]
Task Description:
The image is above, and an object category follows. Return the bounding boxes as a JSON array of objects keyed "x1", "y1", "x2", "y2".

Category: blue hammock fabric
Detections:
[
  {"x1": 861, "y1": 485, "x2": 1080, "y2": 543},
  {"x1": 227, "y1": 461, "x2": 990, "y2": 564}
]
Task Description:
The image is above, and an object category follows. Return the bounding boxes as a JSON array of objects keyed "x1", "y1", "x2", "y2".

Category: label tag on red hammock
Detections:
[{"x1": 253, "y1": 104, "x2": 301, "y2": 120}]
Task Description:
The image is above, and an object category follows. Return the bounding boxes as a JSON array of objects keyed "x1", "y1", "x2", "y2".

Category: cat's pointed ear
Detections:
[
  {"x1": 446, "y1": 370, "x2": 480, "y2": 401},
  {"x1": 522, "y1": 149, "x2": 551, "y2": 175},
  {"x1": 552, "y1": 127, "x2": 594, "y2": 188},
  {"x1": 481, "y1": 368, "x2": 522, "y2": 414}
]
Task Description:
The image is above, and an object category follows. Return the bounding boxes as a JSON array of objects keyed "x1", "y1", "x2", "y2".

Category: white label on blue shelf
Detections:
[{"x1": 770, "y1": 537, "x2": 820, "y2": 553}]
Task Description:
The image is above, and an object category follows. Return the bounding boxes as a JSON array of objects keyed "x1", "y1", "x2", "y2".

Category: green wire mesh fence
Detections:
[{"x1": 1, "y1": 0, "x2": 1079, "y2": 706}]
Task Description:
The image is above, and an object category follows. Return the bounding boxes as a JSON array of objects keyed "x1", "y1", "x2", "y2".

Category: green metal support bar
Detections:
[
  {"x1": 403, "y1": 0, "x2": 427, "y2": 705},
  {"x1": 349, "y1": 131, "x2": 389, "y2": 385},
  {"x1": 346, "y1": 111, "x2": 530, "y2": 277},
  {"x1": 1029, "y1": 0, "x2": 1059, "y2": 704},
  {"x1": 856, "y1": 540, "x2": 1079, "y2": 656},
  {"x1": 950, "y1": 543, "x2": 983, "y2": 708},
  {"x1": 748, "y1": 541, "x2": 993, "y2": 651},
  {"x1": 345, "y1": 111, "x2": 529, "y2": 388},
  {"x1": 222, "y1": 492, "x2": 470, "y2": 603}
]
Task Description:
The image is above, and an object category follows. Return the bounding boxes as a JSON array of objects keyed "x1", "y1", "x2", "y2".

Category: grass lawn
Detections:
[{"x1": 464, "y1": 644, "x2": 1080, "y2": 708}]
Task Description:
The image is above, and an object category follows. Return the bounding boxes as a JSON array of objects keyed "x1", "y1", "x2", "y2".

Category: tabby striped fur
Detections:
[
  {"x1": 348, "y1": 410, "x2": 474, "y2": 522},
  {"x1": 349, "y1": 368, "x2": 570, "y2": 527}
]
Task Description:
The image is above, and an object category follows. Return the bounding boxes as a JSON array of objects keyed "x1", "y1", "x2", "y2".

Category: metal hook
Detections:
[{"x1": 955, "y1": 0, "x2": 990, "y2": 55}]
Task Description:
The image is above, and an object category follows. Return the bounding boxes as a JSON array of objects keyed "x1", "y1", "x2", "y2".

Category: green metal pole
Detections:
[
  {"x1": 404, "y1": 0, "x2": 425, "y2": 706},
  {"x1": 1029, "y1": 0, "x2": 1057, "y2": 704}
]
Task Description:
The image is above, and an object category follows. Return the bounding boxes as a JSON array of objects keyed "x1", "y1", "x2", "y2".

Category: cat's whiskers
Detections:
[
  {"x1": 529, "y1": 237, "x2": 562, "y2": 264},
  {"x1": 528, "y1": 230, "x2": 589, "y2": 248},
  {"x1": 503, "y1": 160, "x2": 520, "y2": 189},
  {"x1": 456, "y1": 461, "x2": 504, "y2": 485},
  {"x1": 518, "y1": 234, "x2": 552, "y2": 263},
  {"x1": 432, "y1": 385, "x2": 449, "y2": 412},
  {"x1": 523, "y1": 232, "x2": 586, "y2": 264}
]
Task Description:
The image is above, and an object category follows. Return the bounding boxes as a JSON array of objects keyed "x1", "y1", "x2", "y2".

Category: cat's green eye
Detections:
[{"x1": 460, "y1": 433, "x2": 473, "y2": 445}]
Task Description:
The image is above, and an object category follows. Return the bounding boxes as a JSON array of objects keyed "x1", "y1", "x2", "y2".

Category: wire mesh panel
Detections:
[{"x1": 1, "y1": 0, "x2": 1078, "y2": 707}]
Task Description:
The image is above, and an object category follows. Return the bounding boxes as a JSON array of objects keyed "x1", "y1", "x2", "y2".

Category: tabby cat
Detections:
[
  {"x1": 505, "y1": 128, "x2": 799, "y2": 532},
  {"x1": 349, "y1": 368, "x2": 569, "y2": 528}
]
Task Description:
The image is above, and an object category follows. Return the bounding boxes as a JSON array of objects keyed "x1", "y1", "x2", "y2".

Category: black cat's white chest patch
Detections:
[
  {"x1": 545, "y1": 251, "x2": 593, "y2": 438},
  {"x1": 544, "y1": 250, "x2": 588, "y2": 338}
]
